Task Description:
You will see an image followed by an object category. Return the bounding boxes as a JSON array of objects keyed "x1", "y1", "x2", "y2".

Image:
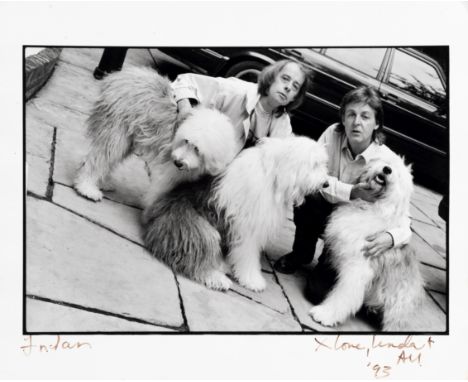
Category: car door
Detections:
[
  {"x1": 378, "y1": 48, "x2": 448, "y2": 189},
  {"x1": 158, "y1": 47, "x2": 226, "y2": 75}
]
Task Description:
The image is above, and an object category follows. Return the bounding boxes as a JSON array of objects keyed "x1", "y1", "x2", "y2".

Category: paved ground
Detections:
[{"x1": 25, "y1": 48, "x2": 447, "y2": 333}]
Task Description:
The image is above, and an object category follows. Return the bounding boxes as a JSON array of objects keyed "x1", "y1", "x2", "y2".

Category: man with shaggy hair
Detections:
[
  {"x1": 173, "y1": 59, "x2": 310, "y2": 150},
  {"x1": 274, "y1": 86, "x2": 412, "y2": 276}
]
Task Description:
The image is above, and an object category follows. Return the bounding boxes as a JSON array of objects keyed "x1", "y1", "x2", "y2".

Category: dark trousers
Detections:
[
  {"x1": 292, "y1": 193, "x2": 338, "y2": 305},
  {"x1": 292, "y1": 192, "x2": 334, "y2": 264},
  {"x1": 95, "y1": 48, "x2": 128, "y2": 74}
]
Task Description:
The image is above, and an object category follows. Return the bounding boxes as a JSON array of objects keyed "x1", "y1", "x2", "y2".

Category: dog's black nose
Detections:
[
  {"x1": 383, "y1": 166, "x2": 392, "y2": 175},
  {"x1": 174, "y1": 160, "x2": 183, "y2": 168},
  {"x1": 323, "y1": 181, "x2": 329, "y2": 188}
]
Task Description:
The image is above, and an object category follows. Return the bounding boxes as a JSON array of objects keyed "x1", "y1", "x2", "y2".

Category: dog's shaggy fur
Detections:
[
  {"x1": 143, "y1": 136, "x2": 329, "y2": 291},
  {"x1": 308, "y1": 151, "x2": 429, "y2": 331},
  {"x1": 73, "y1": 66, "x2": 240, "y2": 205}
]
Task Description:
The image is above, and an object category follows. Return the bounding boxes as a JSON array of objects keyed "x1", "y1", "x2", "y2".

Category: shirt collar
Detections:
[
  {"x1": 244, "y1": 86, "x2": 261, "y2": 115},
  {"x1": 341, "y1": 137, "x2": 380, "y2": 162}
]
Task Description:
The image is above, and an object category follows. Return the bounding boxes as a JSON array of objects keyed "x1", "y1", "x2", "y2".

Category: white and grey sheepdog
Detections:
[
  {"x1": 308, "y1": 152, "x2": 430, "y2": 331},
  {"x1": 143, "y1": 136, "x2": 329, "y2": 292},
  {"x1": 73, "y1": 66, "x2": 240, "y2": 206}
]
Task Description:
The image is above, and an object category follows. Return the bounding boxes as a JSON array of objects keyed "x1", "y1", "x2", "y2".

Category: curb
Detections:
[{"x1": 25, "y1": 48, "x2": 62, "y2": 101}]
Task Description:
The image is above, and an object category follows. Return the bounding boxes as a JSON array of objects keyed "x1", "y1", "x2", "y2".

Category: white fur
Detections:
[
  {"x1": 308, "y1": 152, "x2": 429, "y2": 331},
  {"x1": 73, "y1": 66, "x2": 240, "y2": 205},
  {"x1": 214, "y1": 136, "x2": 329, "y2": 291},
  {"x1": 142, "y1": 108, "x2": 241, "y2": 208}
]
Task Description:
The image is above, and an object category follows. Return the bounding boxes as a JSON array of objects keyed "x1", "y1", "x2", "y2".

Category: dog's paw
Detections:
[
  {"x1": 238, "y1": 272, "x2": 267, "y2": 293},
  {"x1": 203, "y1": 270, "x2": 232, "y2": 291},
  {"x1": 309, "y1": 305, "x2": 341, "y2": 327},
  {"x1": 219, "y1": 260, "x2": 233, "y2": 276},
  {"x1": 74, "y1": 181, "x2": 103, "y2": 202}
]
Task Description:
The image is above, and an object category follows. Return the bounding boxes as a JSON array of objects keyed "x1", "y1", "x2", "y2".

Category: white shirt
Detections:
[
  {"x1": 318, "y1": 123, "x2": 412, "y2": 246},
  {"x1": 171, "y1": 73, "x2": 292, "y2": 152}
]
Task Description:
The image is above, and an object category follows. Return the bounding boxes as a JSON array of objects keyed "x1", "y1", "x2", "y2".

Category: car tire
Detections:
[{"x1": 224, "y1": 60, "x2": 267, "y2": 83}]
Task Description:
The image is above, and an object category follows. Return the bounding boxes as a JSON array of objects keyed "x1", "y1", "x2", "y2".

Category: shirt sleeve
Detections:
[
  {"x1": 318, "y1": 124, "x2": 353, "y2": 203},
  {"x1": 320, "y1": 176, "x2": 353, "y2": 203},
  {"x1": 172, "y1": 73, "x2": 223, "y2": 106},
  {"x1": 387, "y1": 215, "x2": 412, "y2": 247}
]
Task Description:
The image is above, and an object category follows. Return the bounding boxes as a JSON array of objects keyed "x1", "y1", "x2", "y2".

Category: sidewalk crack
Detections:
[
  {"x1": 54, "y1": 181, "x2": 144, "y2": 210},
  {"x1": 26, "y1": 294, "x2": 185, "y2": 332},
  {"x1": 410, "y1": 201, "x2": 445, "y2": 230},
  {"x1": 424, "y1": 288, "x2": 447, "y2": 314},
  {"x1": 173, "y1": 274, "x2": 189, "y2": 332},
  {"x1": 45, "y1": 127, "x2": 57, "y2": 200},
  {"x1": 26, "y1": 192, "x2": 146, "y2": 249},
  {"x1": 228, "y1": 288, "x2": 286, "y2": 315},
  {"x1": 266, "y1": 255, "x2": 305, "y2": 331},
  {"x1": 411, "y1": 228, "x2": 446, "y2": 261}
]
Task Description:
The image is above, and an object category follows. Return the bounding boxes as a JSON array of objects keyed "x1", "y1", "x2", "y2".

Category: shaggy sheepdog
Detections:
[
  {"x1": 143, "y1": 136, "x2": 329, "y2": 292},
  {"x1": 308, "y1": 152, "x2": 429, "y2": 331},
  {"x1": 73, "y1": 66, "x2": 240, "y2": 206}
]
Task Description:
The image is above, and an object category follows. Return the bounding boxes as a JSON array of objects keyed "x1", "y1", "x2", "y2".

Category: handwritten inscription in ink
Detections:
[
  {"x1": 313, "y1": 335, "x2": 435, "y2": 379},
  {"x1": 20, "y1": 335, "x2": 92, "y2": 356}
]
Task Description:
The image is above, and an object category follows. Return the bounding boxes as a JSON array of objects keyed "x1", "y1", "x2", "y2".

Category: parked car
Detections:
[{"x1": 157, "y1": 47, "x2": 448, "y2": 192}]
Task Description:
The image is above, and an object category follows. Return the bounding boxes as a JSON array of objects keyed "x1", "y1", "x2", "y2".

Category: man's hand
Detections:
[
  {"x1": 362, "y1": 232, "x2": 394, "y2": 258},
  {"x1": 350, "y1": 181, "x2": 382, "y2": 202}
]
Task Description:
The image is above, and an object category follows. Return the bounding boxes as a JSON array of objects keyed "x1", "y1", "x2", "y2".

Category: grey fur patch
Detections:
[
  {"x1": 143, "y1": 176, "x2": 228, "y2": 279},
  {"x1": 86, "y1": 67, "x2": 178, "y2": 172}
]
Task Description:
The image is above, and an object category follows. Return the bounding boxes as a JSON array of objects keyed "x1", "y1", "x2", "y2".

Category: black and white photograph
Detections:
[
  {"x1": 24, "y1": 45, "x2": 448, "y2": 333},
  {"x1": 3, "y1": 1, "x2": 468, "y2": 380}
]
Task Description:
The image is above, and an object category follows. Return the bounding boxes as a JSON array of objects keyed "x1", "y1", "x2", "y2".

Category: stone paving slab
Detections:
[
  {"x1": 52, "y1": 183, "x2": 144, "y2": 245},
  {"x1": 177, "y1": 277, "x2": 301, "y2": 332},
  {"x1": 419, "y1": 293, "x2": 447, "y2": 332},
  {"x1": 27, "y1": 298, "x2": 175, "y2": 332},
  {"x1": 414, "y1": 184, "x2": 443, "y2": 202},
  {"x1": 229, "y1": 272, "x2": 291, "y2": 314},
  {"x1": 410, "y1": 202, "x2": 438, "y2": 227},
  {"x1": 125, "y1": 48, "x2": 156, "y2": 68},
  {"x1": 25, "y1": 115, "x2": 54, "y2": 197},
  {"x1": 428, "y1": 290, "x2": 447, "y2": 313},
  {"x1": 27, "y1": 97, "x2": 90, "y2": 134},
  {"x1": 26, "y1": 196, "x2": 183, "y2": 330},
  {"x1": 411, "y1": 190, "x2": 445, "y2": 228},
  {"x1": 411, "y1": 231, "x2": 446, "y2": 269},
  {"x1": 420, "y1": 263, "x2": 446, "y2": 293},
  {"x1": 36, "y1": 60, "x2": 98, "y2": 115},
  {"x1": 58, "y1": 48, "x2": 105, "y2": 73},
  {"x1": 411, "y1": 219, "x2": 446, "y2": 257},
  {"x1": 59, "y1": 48, "x2": 155, "y2": 75}
]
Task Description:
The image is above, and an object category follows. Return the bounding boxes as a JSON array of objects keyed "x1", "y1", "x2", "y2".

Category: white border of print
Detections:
[{"x1": 1, "y1": 1, "x2": 467, "y2": 379}]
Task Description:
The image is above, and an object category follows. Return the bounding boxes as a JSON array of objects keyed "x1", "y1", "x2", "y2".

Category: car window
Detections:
[
  {"x1": 324, "y1": 48, "x2": 386, "y2": 78},
  {"x1": 388, "y1": 50, "x2": 446, "y2": 107}
]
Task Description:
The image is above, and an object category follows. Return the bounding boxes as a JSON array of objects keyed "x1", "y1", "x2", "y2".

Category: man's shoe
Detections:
[
  {"x1": 93, "y1": 67, "x2": 106, "y2": 80},
  {"x1": 274, "y1": 253, "x2": 304, "y2": 274}
]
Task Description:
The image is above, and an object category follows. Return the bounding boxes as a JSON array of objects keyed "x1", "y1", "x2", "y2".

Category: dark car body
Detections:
[{"x1": 157, "y1": 47, "x2": 448, "y2": 192}]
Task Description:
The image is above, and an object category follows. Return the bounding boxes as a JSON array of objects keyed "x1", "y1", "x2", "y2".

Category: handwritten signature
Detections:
[
  {"x1": 20, "y1": 335, "x2": 92, "y2": 356},
  {"x1": 313, "y1": 335, "x2": 435, "y2": 379}
]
